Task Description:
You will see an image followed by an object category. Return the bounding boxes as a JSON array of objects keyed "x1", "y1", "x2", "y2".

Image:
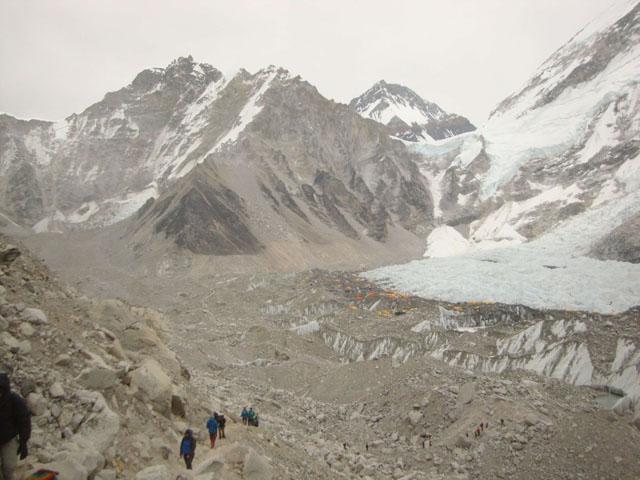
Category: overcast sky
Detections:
[{"x1": 0, "y1": 0, "x2": 615, "y2": 125}]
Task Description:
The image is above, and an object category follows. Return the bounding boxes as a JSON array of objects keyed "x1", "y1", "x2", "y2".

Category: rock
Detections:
[
  {"x1": 95, "y1": 470, "x2": 117, "y2": 480},
  {"x1": 18, "y1": 322, "x2": 35, "y2": 337},
  {"x1": 77, "y1": 367, "x2": 119, "y2": 390},
  {"x1": 55, "y1": 354, "x2": 73, "y2": 366},
  {"x1": 0, "y1": 244, "x2": 20, "y2": 266},
  {"x1": 0, "y1": 315, "x2": 8, "y2": 331},
  {"x1": 274, "y1": 349, "x2": 290, "y2": 361},
  {"x1": 523, "y1": 414, "x2": 539, "y2": 427},
  {"x1": 171, "y1": 394, "x2": 186, "y2": 417},
  {"x1": 455, "y1": 436, "x2": 472, "y2": 449},
  {"x1": 194, "y1": 452, "x2": 224, "y2": 475},
  {"x1": 1, "y1": 332, "x2": 20, "y2": 349},
  {"x1": 224, "y1": 442, "x2": 250, "y2": 464},
  {"x1": 27, "y1": 392, "x2": 47, "y2": 416},
  {"x1": 243, "y1": 450, "x2": 273, "y2": 480},
  {"x1": 130, "y1": 358, "x2": 172, "y2": 412},
  {"x1": 49, "y1": 382, "x2": 65, "y2": 398},
  {"x1": 632, "y1": 411, "x2": 640, "y2": 431},
  {"x1": 458, "y1": 382, "x2": 476, "y2": 405},
  {"x1": 135, "y1": 465, "x2": 172, "y2": 480},
  {"x1": 407, "y1": 410, "x2": 423, "y2": 426},
  {"x1": 72, "y1": 391, "x2": 120, "y2": 450},
  {"x1": 22, "y1": 307, "x2": 48, "y2": 325},
  {"x1": 514, "y1": 434, "x2": 528, "y2": 444},
  {"x1": 62, "y1": 443, "x2": 106, "y2": 476},
  {"x1": 613, "y1": 396, "x2": 632, "y2": 416}
]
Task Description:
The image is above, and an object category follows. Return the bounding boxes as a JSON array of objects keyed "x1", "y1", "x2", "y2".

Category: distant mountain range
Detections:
[{"x1": 0, "y1": 0, "x2": 638, "y2": 269}]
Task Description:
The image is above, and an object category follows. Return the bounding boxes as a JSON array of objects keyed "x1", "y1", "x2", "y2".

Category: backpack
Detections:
[{"x1": 26, "y1": 471, "x2": 59, "y2": 480}]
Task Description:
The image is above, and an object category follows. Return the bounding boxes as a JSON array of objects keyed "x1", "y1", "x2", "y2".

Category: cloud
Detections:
[{"x1": 0, "y1": 0, "x2": 613, "y2": 124}]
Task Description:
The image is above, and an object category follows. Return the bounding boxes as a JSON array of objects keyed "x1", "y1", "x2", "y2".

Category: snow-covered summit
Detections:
[
  {"x1": 366, "y1": 0, "x2": 640, "y2": 313},
  {"x1": 349, "y1": 80, "x2": 475, "y2": 141}
]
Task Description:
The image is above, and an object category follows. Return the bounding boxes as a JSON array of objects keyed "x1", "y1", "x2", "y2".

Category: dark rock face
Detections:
[
  {"x1": 590, "y1": 212, "x2": 640, "y2": 263},
  {"x1": 5, "y1": 161, "x2": 44, "y2": 225},
  {"x1": 144, "y1": 173, "x2": 263, "y2": 255}
]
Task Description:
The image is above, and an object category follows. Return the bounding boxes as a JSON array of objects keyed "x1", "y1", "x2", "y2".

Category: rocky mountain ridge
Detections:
[
  {"x1": 1, "y1": 59, "x2": 436, "y2": 262},
  {"x1": 349, "y1": 80, "x2": 476, "y2": 142}
]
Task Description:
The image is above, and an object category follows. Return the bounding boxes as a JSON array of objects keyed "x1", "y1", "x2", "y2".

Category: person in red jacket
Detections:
[{"x1": 0, "y1": 373, "x2": 31, "y2": 480}]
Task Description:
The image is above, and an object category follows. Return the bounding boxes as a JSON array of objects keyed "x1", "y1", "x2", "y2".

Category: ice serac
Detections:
[
  {"x1": 365, "y1": 0, "x2": 640, "y2": 313},
  {"x1": 349, "y1": 80, "x2": 476, "y2": 142}
]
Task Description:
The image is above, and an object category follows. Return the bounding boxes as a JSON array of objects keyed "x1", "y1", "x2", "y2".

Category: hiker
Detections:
[
  {"x1": 0, "y1": 373, "x2": 31, "y2": 480},
  {"x1": 206, "y1": 412, "x2": 219, "y2": 448},
  {"x1": 179, "y1": 429, "x2": 196, "y2": 470},
  {"x1": 241, "y1": 407, "x2": 249, "y2": 426},
  {"x1": 215, "y1": 412, "x2": 226, "y2": 439},
  {"x1": 248, "y1": 407, "x2": 259, "y2": 427}
]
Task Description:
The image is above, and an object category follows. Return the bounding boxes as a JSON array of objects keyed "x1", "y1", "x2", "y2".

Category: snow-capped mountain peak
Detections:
[{"x1": 349, "y1": 80, "x2": 475, "y2": 142}]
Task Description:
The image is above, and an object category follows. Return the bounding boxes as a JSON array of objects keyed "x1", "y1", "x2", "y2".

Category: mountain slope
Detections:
[
  {"x1": 0, "y1": 59, "x2": 435, "y2": 265},
  {"x1": 365, "y1": 0, "x2": 640, "y2": 313},
  {"x1": 127, "y1": 69, "x2": 434, "y2": 259},
  {"x1": 349, "y1": 80, "x2": 476, "y2": 142},
  {"x1": 411, "y1": 0, "x2": 640, "y2": 256}
]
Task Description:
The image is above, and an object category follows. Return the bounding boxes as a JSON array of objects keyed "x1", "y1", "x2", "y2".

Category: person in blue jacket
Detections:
[
  {"x1": 206, "y1": 412, "x2": 219, "y2": 448},
  {"x1": 241, "y1": 407, "x2": 249, "y2": 425},
  {"x1": 179, "y1": 429, "x2": 196, "y2": 470}
]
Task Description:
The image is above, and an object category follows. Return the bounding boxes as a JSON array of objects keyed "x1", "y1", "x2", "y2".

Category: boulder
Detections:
[
  {"x1": 49, "y1": 382, "x2": 65, "y2": 398},
  {"x1": 0, "y1": 244, "x2": 20, "y2": 266},
  {"x1": 55, "y1": 354, "x2": 73, "y2": 366},
  {"x1": 243, "y1": 450, "x2": 273, "y2": 480},
  {"x1": 455, "y1": 435, "x2": 472, "y2": 449},
  {"x1": 171, "y1": 394, "x2": 187, "y2": 417},
  {"x1": 95, "y1": 470, "x2": 117, "y2": 480},
  {"x1": 130, "y1": 358, "x2": 172, "y2": 412},
  {"x1": 0, "y1": 315, "x2": 7, "y2": 331},
  {"x1": 224, "y1": 442, "x2": 250, "y2": 464},
  {"x1": 194, "y1": 452, "x2": 225, "y2": 476},
  {"x1": 18, "y1": 322, "x2": 35, "y2": 337},
  {"x1": 458, "y1": 382, "x2": 476, "y2": 405},
  {"x1": 632, "y1": 410, "x2": 640, "y2": 431},
  {"x1": 27, "y1": 392, "x2": 48, "y2": 416},
  {"x1": 57, "y1": 443, "x2": 105, "y2": 477},
  {"x1": 407, "y1": 410, "x2": 423, "y2": 426},
  {"x1": 613, "y1": 396, "x2": 632, "y2": 416},
  {"x1": 77, "y1": 367, "x2": 119, "y2": 390},
  {"x1": 22, "y1": 307, "x2": 48, "y2": 325},
  {"x1": 72, "y1": 391, "x2": 120, "y2": 451},
  {"x1": 135, "y1": 465, "x2": 172, "y2": 480},
  {"x1": 1, "y1": 332, "x2": 20, "y2": 349}
]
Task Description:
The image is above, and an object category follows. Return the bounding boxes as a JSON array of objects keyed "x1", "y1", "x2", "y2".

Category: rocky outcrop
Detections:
[
  {"x1": 0, "y1": 237, "x2": 206, "y2": 478},
  {"x1": 590, "y1": 211, "x2": 640, "y2": 263}
]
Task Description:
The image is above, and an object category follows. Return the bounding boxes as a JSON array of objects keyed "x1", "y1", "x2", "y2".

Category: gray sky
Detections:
[{"x1": 0, "y1": 0, "x2": 614, "y2": 125}]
